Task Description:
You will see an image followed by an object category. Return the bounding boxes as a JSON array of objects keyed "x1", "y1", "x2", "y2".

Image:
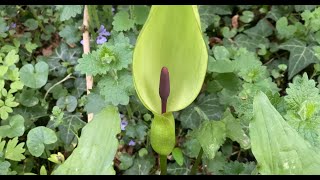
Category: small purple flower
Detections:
[
  {"x1": 128, "y1": 140, "x2": 136, "y2": 146},
  {"x1": 120, "y1": 120, "x2": 128, "y2": 131},
  {"x1": 10, "y1": 23, "x2": 16, "y2": 29},
  {"x1": 96, "y1": 35, "x2": 107, "y2": 44},
  {"x1": 98, "y1": 25, "x2": 111, "y2": 37},
  {"x1": 80, "y1": 39, "x2": 84, "y2": 45}
]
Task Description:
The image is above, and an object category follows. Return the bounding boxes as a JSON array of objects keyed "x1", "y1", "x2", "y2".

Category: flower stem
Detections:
[
  {"x1": 160, "y1": 155, "x2": 167, "y2": 175},
  {"x1": 190, "y1": 148, "x2": 203, "y2": 175}
]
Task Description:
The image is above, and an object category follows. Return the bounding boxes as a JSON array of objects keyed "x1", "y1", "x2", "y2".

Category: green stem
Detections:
[
  {"x1": 160, "y1": 155, "x2": 167, "y2": 175},
  {"x1": 190, "y1": 148, "x2": 203, "y2": 175},
  {"x1": 126, "y1": 104, "x2": 133, "y2": 121}
]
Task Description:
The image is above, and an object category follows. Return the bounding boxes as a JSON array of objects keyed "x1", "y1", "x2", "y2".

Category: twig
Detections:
[
  {"x1": 44, "y1": 73, "x2": 73, "y2": 99},
  {"x1": 83, "y1": 5, "x2": 94, "y2": 122}
]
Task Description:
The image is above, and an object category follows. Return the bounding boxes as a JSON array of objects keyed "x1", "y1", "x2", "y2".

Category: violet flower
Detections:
[{"x1": 128, "y1": 140, "x2": 136, "y2": 146}]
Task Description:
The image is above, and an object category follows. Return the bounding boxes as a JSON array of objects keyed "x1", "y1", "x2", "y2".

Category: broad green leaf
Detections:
[
  {"x1": 196, "y1": 120, "x2": 226, "y2": 159},
  {"x1": 112, "y1": 10, "x2": 135, "y2": 32},
  {"x1": 239, "y1": 11, "x2": 254, "y2": 23},
  {"x1": 84, "y1": 93, "x2": 107, "y2": 114},
  {"x1": 23, "y1": 19, "x2": 38, "y2": 31},
  {"x1": 19, "y1": 61, "x2": 49, "y2": 89},
  {"x1": 17, "y1": 89, "x2": 39, "y2": 107},
  {"x1": 4, "y1": 137, "x2": 26, "y2": 161},
  {"x1": 26, "y1": 126, "x2": 57, "y2": 157},
  {"x1": 279, "y1": 39, "x2": 319, "y2": 79},
  {"x1": 52, "y1": 106, "x2": 120, "y2": 175},
  {"x1": 172, "y1": 147, "x2": 184, "y2": 166},
  {"x1": 57, "y1": 5, "x2": 83, "y2": 21},
  {"x1": 0, "y1": 115, "x2": 25, "y2": 138},
  {"x1": 250, "y1": 91, "x2": 320, "y2": 174},
  {"x1": 132, "y1": 5, "x2": 208, "y2": 114}
]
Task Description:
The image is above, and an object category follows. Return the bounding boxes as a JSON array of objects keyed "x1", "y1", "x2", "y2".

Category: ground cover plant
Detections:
[{"x1": 1, "y1": 5, "x2": 320, "y2": 175}]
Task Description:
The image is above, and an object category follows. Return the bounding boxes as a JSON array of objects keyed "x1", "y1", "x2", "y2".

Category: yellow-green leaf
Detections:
[{"x1": 132, "y1": 5, "x2": 208, "y2": 114}]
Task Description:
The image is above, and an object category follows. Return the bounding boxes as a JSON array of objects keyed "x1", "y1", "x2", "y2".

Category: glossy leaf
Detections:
[{"x1": 132, "y1": 5, "x2": 208, "y2": 114}]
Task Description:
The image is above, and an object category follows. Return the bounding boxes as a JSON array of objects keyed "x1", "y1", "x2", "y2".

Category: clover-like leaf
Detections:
[{"x1": 19, "y1": 61, "x2": 49, "y2": 89}]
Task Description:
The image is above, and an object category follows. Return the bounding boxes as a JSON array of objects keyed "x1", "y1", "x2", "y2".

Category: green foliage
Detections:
[{"x1": 1, "y1": 4, "x2": 320, "y2": 175}]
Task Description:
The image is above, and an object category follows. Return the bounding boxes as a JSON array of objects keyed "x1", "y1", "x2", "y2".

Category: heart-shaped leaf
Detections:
[{"x1": 19, "y1": 61, "x2": 49, "y2": 89}]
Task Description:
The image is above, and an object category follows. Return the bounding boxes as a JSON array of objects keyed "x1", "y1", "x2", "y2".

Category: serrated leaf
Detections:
[
  {"x1": 179, "y1": 94, "x2": 224, "y2": 130},
  {"x1": 279, "y1": 39, "x2": 319, "y2": 79},
  {"x1": 5, "y1": 137, "x2": 25, "y2": 161},
  {"x1": 84, "y1": 93, "x2": 107, "y2": 114},
  {"x1": 276, "y1": 17, "x2": 296, "y2": 39},
  {"x1": 112, "y1": 10, "x2": 134, "y2": 32},
  {"x1": 125, "y1": 121, "x2": 148, "y2": 142},
  {"x1": 4, "y1": 50, "x2": 19, "y2": 66},
  {"x1": 19, "y1": 61, "x2": 49, "y2": 89},
  {"x1": 250, "y1": 91, "x2": 320, "y2": 174},
  {"x1": 58, "y1": 5, "x2": 83, "y2": 21},
  {"x1": 26, "y1": 126, "x2": 57, "y2": 157},
  {"x1": 52, "y1": 106, "x2": 120, "y2": 175},
  {"x1": 98, "y1": 71, "x2": 133, "y2": 106},
  {"x1": 196, "y1": 120, "x2": 226, "y2": 159},
  {"x1": 0, "y1": 115, "x2": 24, "y2": 138}
]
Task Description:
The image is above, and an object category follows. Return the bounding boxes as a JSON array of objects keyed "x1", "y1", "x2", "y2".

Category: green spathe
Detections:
[
  {"x1": 132, "y1": 5, "x2": 208, "y2": 114},
  {"x1": 250, "y1": 91, "x2": 320, "y2": 174}
]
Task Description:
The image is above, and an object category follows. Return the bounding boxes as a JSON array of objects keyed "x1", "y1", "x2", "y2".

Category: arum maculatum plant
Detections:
[{"x1": 132, "y1": 5, "x2": 208, "y2": 175}]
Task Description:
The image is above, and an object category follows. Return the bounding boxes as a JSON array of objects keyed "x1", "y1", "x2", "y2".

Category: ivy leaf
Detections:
[
  {"x1": 179, "y1": 94, "x2": 224, "y2": 130},
  {"x1": 4, "y1": 137, "x2": 26, "y2": 161},
  {"x1": 196, "y1": 120, "x2": 226, "y2": 159},
  {"x1": 167, "y1": 157, "x2": 191, "y2": 175},
  {"x1": 19, "y1": 61, "x2": 49, "y2": 89},
  {"x1": 56, "y1": 96, "x2": 77, "y2": 112},
  {"x1": 0, "y1": 115, "x2": 25, "y2": 138},
  {"x1": 182, "y1": 136, "x2": 201, "y2": 158},
  {"x1": 58, "y1": 113, "x2": 86, "y2": 146},
  {"x1": 112, "y1": 10, "x2": 135, "y2": 32},
  {"x1": 132, "y1": 5, "x2": 150, "y2": 25},
  {"x1": 59, "y1": 25, "x2": 81, "y2": 45},
  {"x1": 124, "y1": 154, "x2": 155, "y2": 175},
  {"x1": 57, "y1": 5, "x2": 83, "y2": 21},
  {"x1": 279, "y1": 39, "x2": 319, "y2": 79},
  {"x1": 26, "y1": 126, "x2": 58, "y2": 157},
  {"x1": 294, "y1": 5, "x2": 317, "y2": 12},
  {"x1": 198, "y1": 5, "x2": 221, "y2": 31},
  {"x1": 98, "y1": 70, "x2": 134, "y2": 106},
  {"x1": 23, "y1": 19, "x2": 38, "y2": 31},
  {"x1": 266, "y1": 6, "x2": 294, "y2": 21}
]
